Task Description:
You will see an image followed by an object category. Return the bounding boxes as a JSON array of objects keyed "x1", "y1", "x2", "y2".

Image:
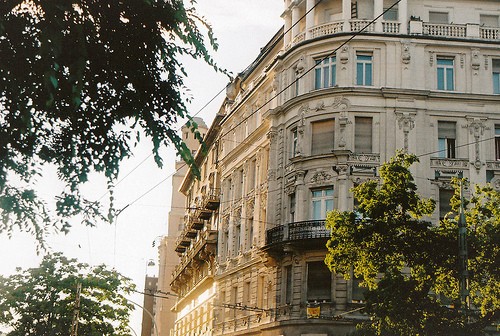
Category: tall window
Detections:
[
  {"x1": 356, "y1": 53, "x2": 373, "y2": 86},
  {"x1": 246, "y1": 217, "x2": 254, "y2": 250},
  {"x1": 289, "y1": 193, "x2": 296, "y2": 222},
  {"x1": 355, "y1": 117, "x2": 373, "y2": 153},
  {"x1": 437, "y1": 58, "x2": 454, "y2": 91},
  {"x1": 314, "y1": 56, "x2": 336, "y2": 89},
  {"x1": 285, "y1": 265, "x2": 293, "y2": 304},
  {"x1": 438, "y1": 121, "x2": 456, "y2": 158},
  {"x1": 307, "y1": 261, "x2": 331, "y2": 302},
  {"x1": 352, "y1": 275, "x2": 365, "y2": 302},
  {"x1": 234, "y1": 221, "x2": 241, "y2": 255},
  {"x1": 311, "y1": 187, "x2": 334, "y2": 220},
  {"x1": 439, "y1": 188, "x2": 454, "y2": 220},
  {"x1": 311, "y1": 119, "x2": 335, "y2": 155},
  {"x1": 493, "y1": 59, "x2": 500, "y2": 94},
  {"x1": 495, "y1": 125, "x2": 500, "y2": 160},
  {"x1": 291, "y1": 128, "x2": 298, "y2": 157}
]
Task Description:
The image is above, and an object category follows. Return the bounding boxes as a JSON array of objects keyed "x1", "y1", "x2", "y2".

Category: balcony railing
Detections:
[
  {"x1": 266, "y1": 220, "x2": 330, "y2": 245},
  {"x1": 481, "y1": 26, "x2": 500, "y2": 40},
  {"x1": 383, "y1": 21, "x2": 400, "y2": 33},
  {"x1": 202, "y1": 188, "x2": 221, "y2": 210},
  {"x1": 350, "y1": 19, "x2": 375, "y2": 32},
  {"x1": 286, "y1": 20, "x2": 500, "y2": 51},
  {"x1": 423, "y1": 22, "x2": 466, "y2": 38},
  {"x1": 310, "y1": 21, "x2": 344, "y2": 38}
]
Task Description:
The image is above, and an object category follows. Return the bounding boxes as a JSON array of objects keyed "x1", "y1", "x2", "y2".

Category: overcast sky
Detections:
[{"x1": 0, "y1": 1, "x2": 284, "y2": 333}]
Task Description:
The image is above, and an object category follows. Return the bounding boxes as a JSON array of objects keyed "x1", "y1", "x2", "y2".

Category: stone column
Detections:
[
  {"x1": 336, "y1": 165, "x2": 350, "y2": 212},
  {"x1": 305, "y1": 0, "x2": 316, "y2": 39},
  {"x1": 283, "y1": 10, "x2": 292, "y2": 47},
  {"x1": 291, "y1": 4, "x2": 301, "y2": 40},
  {"x1": 295, "y1": 171, "x2": 306, "y2": 221},
  {"x1": 342, "y1": 0, "x2": 351, "y2": 32},
  {"x1": 398, "y1": 0, "x2": 408, "y2": 34},
  {"x1": 374, "y1": 0, "x2": 384, "y2": 32}
]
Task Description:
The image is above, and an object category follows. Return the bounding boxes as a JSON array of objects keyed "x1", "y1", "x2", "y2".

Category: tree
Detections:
[
  {"x1": 0, "y1": 0, "x2": 222, "y2": 243},
  {"x1": 0, "y1": 253, "x2": 136, "y2": 335},
  {"x1": 325, "y1": 153, "x2": 499, "y2": 335}
]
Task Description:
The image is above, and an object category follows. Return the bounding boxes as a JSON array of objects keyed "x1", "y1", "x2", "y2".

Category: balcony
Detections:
[
  {"x1": 171, "y1": 230, "x2": 218, "y2": 290},
  {"x1": 201, "y1": 188, "x2": 221, "y2": 210},
  {"x1": 185, "y1": 229, "x2": 197, "y2": 239},
  {"x1": 422, "y1": 22, "x2": 466, "y2": 38},
  {"x1": 189, "y1": 216, "x2": 204, "y2": 230},
  {"x1": 286, "y1": 20, "x2": 500, "y2": 51},
  {"x1": 265, "y1": 220, "x2": 330, "y2": 247}
]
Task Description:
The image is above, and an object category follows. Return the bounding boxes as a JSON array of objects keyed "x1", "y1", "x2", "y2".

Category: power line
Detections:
[{"x1": 218, "y1": 0, "x2": 403, "y2": 142}]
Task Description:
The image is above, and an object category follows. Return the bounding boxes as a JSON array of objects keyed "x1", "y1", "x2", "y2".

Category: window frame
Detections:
[
  {"x1": 495, "y1": 125, "x2": 500, "y2": 161},
  {"x1": 437, "y1": 57, "x2": 455, "y2": 91},
  {"x1": 314, "y1": 55, "x2": 337, "y2": 90},
  {"x1": 356, "y1": 52, "x2": 373, "y2": 86},
  {"x1": 493, "y1": 59, "x2": 500, "y2": 94},
  {"x1": 291, "y1": 127, "x2": 298, "y2": 158},
  {"x1": 437, "y1": 121, "x2": 457, "y2": 159},
  {"x1": 354, "y1": 116, "x2": 373, "y2": 154},
  {"x1": 306, "y1": 261, "x2": 332, "y2": 302},
  {"x1": 311, "y1": 187, "x2": 334, "y2": 220},
  {"x1": 311, "y1": 118, "x2": 335, "y2": 156}
]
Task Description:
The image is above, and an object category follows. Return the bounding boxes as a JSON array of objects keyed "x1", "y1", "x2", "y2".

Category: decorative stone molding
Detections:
[
  {"x1": 396, "y1": 112, "x2": 416, "y2": 152},
  {"x1": 402, "y1": 43, "x2": 411, "y2": 65},
  {"x1": 246, "y1": 197, "x2": 255, "y2": 214},
  {"x1": 471, "y1": 49, "x2": 481, "y2": 72},
  {"x1": 429, "y1": 51, "x2": 435, "y2": 67},
  {"x1": 431, "y1": 158, "x2": 469, "y2": 169},
  {"x1": 309, "y1": 169, "x2": 334, "y2": 185},
  {"x1": 486, "y1": 161, "x2": 500, "y2": 170},
  {"x1": 340, "y1": 44, "x2": 349, "y2": 66},
  {"x1": 295, "y1": 55, "x2": 306, "y2": 75},
  {"x1": 349, "y1": 153, "x2": 380, "y2": 164},
  {"x1": 466, "y1": 117, "x2": 488, "y2": 172}
]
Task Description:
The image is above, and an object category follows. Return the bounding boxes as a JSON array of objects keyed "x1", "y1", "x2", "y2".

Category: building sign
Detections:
[{"x1": 307, "y1": 303, "x2": 320, "y2": 319}]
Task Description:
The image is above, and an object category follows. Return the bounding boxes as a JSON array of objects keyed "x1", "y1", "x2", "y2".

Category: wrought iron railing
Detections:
[{"x1": 266, "y1": 220, "x2": 330, "y2": 245}]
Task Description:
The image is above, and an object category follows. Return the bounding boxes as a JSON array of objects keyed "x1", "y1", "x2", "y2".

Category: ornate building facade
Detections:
[{"x1": 165, "y1": 0, "x2": 500, "y2": 335}]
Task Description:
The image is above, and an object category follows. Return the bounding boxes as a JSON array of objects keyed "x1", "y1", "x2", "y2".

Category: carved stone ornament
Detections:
[
  {"x1": 260, "y1": 191, "x2": 268, "y2": 210},
  {"x1": 296, "y1": 55, "x2": 306, "y2": 74},
  {"x1": 471, "y1": 49, "x2": 481, "y2": 71},
  {"x1": 402, "y1": 43, "x2": 411, "y2": 65},
  {"x1": 466, "y1": 117, "x2": 488, "y2": 172},
  {"x1": 396, "y1": 112, "x2": 416, "y2": 152},
  {"x1": 491, "y1": 176, "x2": 500, "y2": 191},
  {"x1": 340, "y1": 44, "x2": 349, "y2": 65},
  {"x1": 246, "y1": 197, "x2": 255, "y2": 214},
  {"x1": 284, "y1": 183, "x2": 296, "y2": 195},
  {"x1": 309, "y1": 170, "x2": 333, "y2": 184},
  {"x1": 314, "y1": 101, "x2": 326, "y2": 111},
  {"x1": 429, "y1": 51, "x2": 435, "y2": 67},
  {"x1": 267, "y1": 130, "x2": 278, "y2": 144}
]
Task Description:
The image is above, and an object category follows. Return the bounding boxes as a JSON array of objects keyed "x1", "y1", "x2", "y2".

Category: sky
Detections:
[{"x1": 0, "y1": 1, "x2": 284, "y2": 333}]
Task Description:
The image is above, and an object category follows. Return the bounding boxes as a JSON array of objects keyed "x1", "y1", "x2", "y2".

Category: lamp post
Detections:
[{"x1": 127, "y1": 298, "x2": 159, "y2": 336}]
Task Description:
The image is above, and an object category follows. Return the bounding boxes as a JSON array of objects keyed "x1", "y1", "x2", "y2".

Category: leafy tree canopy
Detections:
[
  {"x1": 0, "y1": 0, "x2": 222, "y2": 244},
  {"x1": 325, "y1": 153, "x2": 499, "y2": 335},
  {"x1": 0, "y1": 252, "x2": 136, "y2": 335}
]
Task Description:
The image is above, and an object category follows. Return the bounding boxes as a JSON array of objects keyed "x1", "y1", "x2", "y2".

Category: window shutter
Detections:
[
  {"x1": 312, "y1": 119, "x2": 334, "y2": 155},
  {"x1": 355, "y1": 117, "x2": 373, "y2": 153},
  {"x1": 438, "y1": 121, "x2": 456, "y2": 139}
]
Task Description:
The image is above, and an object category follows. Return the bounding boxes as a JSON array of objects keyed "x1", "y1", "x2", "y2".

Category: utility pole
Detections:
[
  {"x1": 70, "y1": 282, "x2": 82, "y2": 336},
  {"x1": 458, "y1": 180, "x2": 470, "y2": 313}
]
